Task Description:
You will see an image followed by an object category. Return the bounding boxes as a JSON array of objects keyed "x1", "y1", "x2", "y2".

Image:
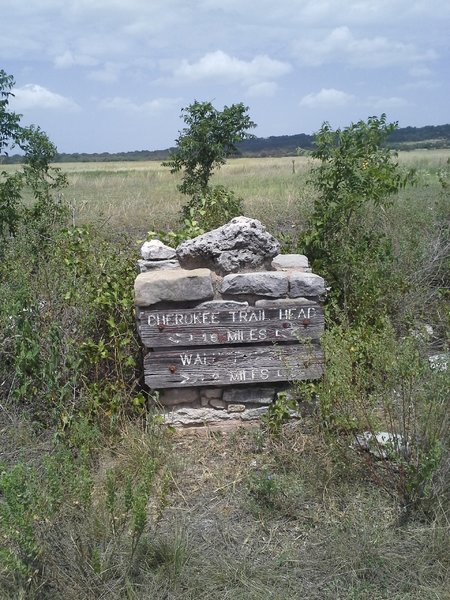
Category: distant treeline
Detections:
[{"x1": 3, "y1": 124, "x2": 450, "y2": 164}]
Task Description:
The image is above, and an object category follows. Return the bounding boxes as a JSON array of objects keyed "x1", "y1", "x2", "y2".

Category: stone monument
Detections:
[{"x1": 134, "y1": 217, "x2": 325, "y2": 427}]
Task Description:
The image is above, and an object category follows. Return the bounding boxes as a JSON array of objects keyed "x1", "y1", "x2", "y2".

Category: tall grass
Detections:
[{"x1": 4, "y1": 151, "x2": 447, "y2": 236}]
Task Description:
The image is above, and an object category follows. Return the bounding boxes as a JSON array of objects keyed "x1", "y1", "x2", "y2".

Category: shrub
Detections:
[
  {"x1": 0, "y1": 69, "x2": 67, "y2": 246},
  {"x1": 302, "y1": 114, "x2": 415, "y2": 325},
  {"x1": 313, "y1": 319, "x2": 449, "y2": 521},
  {"x1": 0, "y1": 224, "x2": 141, "y2": 423}
]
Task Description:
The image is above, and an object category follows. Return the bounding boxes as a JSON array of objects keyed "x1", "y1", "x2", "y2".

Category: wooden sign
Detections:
[
  {"x1": 139, "y1": 303, "x2": 323, "y2": 348},
  {"x1": 144, "y1": 344, "x2": 324, "y2": 388}
]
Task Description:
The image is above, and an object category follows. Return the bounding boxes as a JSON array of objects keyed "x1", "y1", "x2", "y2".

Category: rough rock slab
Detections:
[
  {"x1": 272, "y1": 254, "x2": 310, "y2": 271},
  {"x1": 223, "y1": 387, "x2": 276, "y2": 405},
  {"x1": 354, "y1": 431, "x2": 407, "y2": 459},
  {"x1": 221, "y1": 272, "x2": 288, "y2": 297},
  {"x1": 137, "y1": 259, "x2": 180, "y2": 273},
  {"x1": 141, "y1": 240, "x2": 176, "y2": 261},
  {"x1": 200, "y1": 387, "x2": 223, "y2": 400},
  {"x1": 240, "y1": 407, "x2": 269, "y2": 421},
  {"x1": 209, "y1": 399, "x2": 227, "y2": 409},
  {"x1": 428, "y1": 353, "x2": 449, "y2": 371},
  {"x1": 196, "y1": 300, "x2": 249, "y2": 310},
  {"x1": 255, "y1": 297, "x2": 311, "y2": 308},
  {"x1": 289, "y1": 272, "x2": 325, "y2": 297},
  {"x1": 176, "y1": 216, "x2": 281, "y2": 274},
  {"x1": 227, "y1": 404, "x2": 246, "y2": 413},
  {"x1": 163, "y1": 407, "x2": 233, "y2": 426},
  {"x1": 159, "y1": 388, "x2": 199, "y2": 406},
  {"x1": 134, "y1": 268, "x2": 213, "y2": 307}
]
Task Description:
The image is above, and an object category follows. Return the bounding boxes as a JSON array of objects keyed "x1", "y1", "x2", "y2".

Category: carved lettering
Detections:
[{"x1": 140, "y1": 304, "x2": 323, "y2": 349}]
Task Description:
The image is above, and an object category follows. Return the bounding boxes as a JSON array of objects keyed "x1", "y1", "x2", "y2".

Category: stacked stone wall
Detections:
[{"x1": 134, "y1": 217, "x2": 325, "y2": 427}]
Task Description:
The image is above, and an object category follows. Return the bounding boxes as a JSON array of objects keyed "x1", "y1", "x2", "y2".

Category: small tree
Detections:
[
  {"x1": 0, "y1": 70, "x2": 67, "y2": 244},
  {"x1": 164, "y1": 100, "x2": 256, "y2": 197},
  {"x1": 302, "y1": 114, "x2": 415, "y2": 324}
]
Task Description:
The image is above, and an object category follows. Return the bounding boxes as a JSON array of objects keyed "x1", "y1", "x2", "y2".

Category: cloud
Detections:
[
  {"x1": 12, "y1": 84, "x2": 79, "y2": 111},
  {"x1": 54, "y1": 50, "x2": 98, "y2": 68},
  {"x1": 294, "y1": 26, "x2": 437, "y2": 68},
  {"x1": 173, "y1": 50, "x2": 291, "y2": 85},
  {"x1": 299, "y1": 88, "x2": 355, "y2": 108},
  {"x1": 365, "y1": 96, "x2": 409, "y2": 109},
  {"x1": 246, "y1": 81, "x2": 279, "y2": 98},
  {"x1": 299, "y1": 88, "x2": 410, "y2": 110},
  {"x1": 409, "y1": 65, "x2": 433, "y2": 78},
  {"x1": 87, "y1": 62, "x2": 124, "y2": 83},
  {"x1": 100, "y1": 96, "x2": 181, "y2": 112}
]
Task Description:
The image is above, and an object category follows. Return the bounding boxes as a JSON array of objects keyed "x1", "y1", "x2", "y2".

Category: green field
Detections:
[
  {"x1": 3, "y1": 149, "x2": 449, "y2": 236},
  {"x1": 42, "y1": 149, "x2": 450, "y2": 235}
]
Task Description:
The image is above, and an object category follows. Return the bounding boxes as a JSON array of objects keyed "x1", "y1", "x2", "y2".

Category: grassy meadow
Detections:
[
  {"x1": 51, "y1": 149, "x2": 449, "y2": 236},
  {"x1": 1, "y1": 149, "x2": 449, "y2": 599}
]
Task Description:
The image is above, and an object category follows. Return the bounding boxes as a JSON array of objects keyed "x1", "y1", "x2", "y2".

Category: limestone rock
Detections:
[
  {"x1": 196, "y1": 300, "x2": 249, "y2": 310},
  {"x1": 159, "y1": 388, "x2": 199, "y2": 406},
  {"x1": 240, "y1": 407, "x2": 269, "y2": 421},
  {"x1": 223, "y1": 387, "x2": 275, "y2": 405},
  {"x1": 272, "y1": 254, "x2": 310, "y2": 271},
  {"x1": 221, "y1": 272, "x2": 288, "y2": 297},
  {"x1": 210, "y1": 399, "x2": 227, "y2": 409},
  {"x1": 289, "y1": 272, "x2": 325, "y2": 297},
  {"x1": 137, "y1": 259, "x2": 180, "y2": 273},
  {"x1": 141, "y1": 240, "x2": 176, "y2": 261},
  {"x1": 200, "y1": 388, "x2": 223, "y2": 400},
  {"x1": 227, "y1": 404, "x2": 246, "y2": 413},
  {"x1": 255, "y1": 298, "x2": 311, "y2": 308},
  {"x1": 134, "y1": 268, "x2": 213, "y2": 307},
  {"x1": 176, "y1": 216, "x2": 281, "y2": 274},
  {"x1": 354, "y1": 431, "x2": 408, "y2": 459},
  {"x1": 163, "y1": 407, "x2": 233, "y2": 426},
  {"x1": 429, "y1": 353, "x2": 449, "y2": 371}
]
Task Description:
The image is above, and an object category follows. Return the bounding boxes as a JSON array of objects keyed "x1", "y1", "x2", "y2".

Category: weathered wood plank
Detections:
[
  {"x1": 138, "y1": 303, "x2": 324, "y2": 348},
  {"x1": 144, "y1": 343, "x2": 324, "y2": 388}
]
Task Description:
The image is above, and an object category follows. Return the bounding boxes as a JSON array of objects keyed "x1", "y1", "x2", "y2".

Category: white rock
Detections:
[
  {"x1": 272, "y1": 254, "x2": 310, "y2": 271},
  {"x1": 141, "y1": 240, "x2": 176, "y2": 261},
  {"x1": 227, "y1": 404, "x2": 246, "y2": 413},
  {"x1": 162, "y1": 407, "x2": 233, "y2": 426},
  {"x1": 176, "y1": 216, "x2": 280, "y2": 274},
  {"x1": 137, "y1": 259, "x2": 180, "y2": 272},
  {"x1": 240, "y1": 407, "x2": 269, "y2": 421},
  {"x1": 429, "y1": 353, "x2": 449, "y2": 371},
  {"x1": 354, "y1": 431, "x2": 408, "y2": 459}
]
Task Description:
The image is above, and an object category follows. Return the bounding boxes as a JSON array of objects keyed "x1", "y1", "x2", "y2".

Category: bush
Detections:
[
  {"x1": 0, "y1": 70, "x2": 67, "y2": 246},
  {"x1": 302, "y1": 114, "x2": 415, "y2": 325},
  {"x1": 310, "y1": 318, "x2": 449, "y2": 521},
  {"x1": 0, "y1": 224, "x2": 141, "y2": 423}
]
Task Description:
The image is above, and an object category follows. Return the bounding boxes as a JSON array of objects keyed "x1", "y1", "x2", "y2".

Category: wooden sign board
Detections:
[
  {"x1": 139, "y1": 303, "x2": 323, "y2": 348},
  {"x1": 144, "y1": 344, "x2": 324, "y2": 388}
]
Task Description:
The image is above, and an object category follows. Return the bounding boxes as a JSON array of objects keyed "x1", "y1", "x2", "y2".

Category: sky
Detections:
[{"x1": 1, "y1": 0, "x2": 449, "y2": 154}]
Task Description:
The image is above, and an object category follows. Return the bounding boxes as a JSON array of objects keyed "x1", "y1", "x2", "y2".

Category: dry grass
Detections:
[
  {"x1": 3, "y1": 150, "x2": 449, "y2": 238},
  {"x1": 2, "y1": 412, "x2": 448, "y2": 599}
]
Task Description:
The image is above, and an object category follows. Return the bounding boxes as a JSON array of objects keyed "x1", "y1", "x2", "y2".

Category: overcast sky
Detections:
[{"x1": 1, "y1": 0, "x2": 449, "y2": 153}]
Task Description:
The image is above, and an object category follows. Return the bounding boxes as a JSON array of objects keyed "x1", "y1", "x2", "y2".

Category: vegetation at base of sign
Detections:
[{"x1": 0, "y1": 70, "x2": 448, "y2": 598}]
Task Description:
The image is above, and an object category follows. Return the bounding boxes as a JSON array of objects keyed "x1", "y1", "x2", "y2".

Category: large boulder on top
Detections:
[{"x1": 176, "y1": 216, "x2": 281, "y2": 275}]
